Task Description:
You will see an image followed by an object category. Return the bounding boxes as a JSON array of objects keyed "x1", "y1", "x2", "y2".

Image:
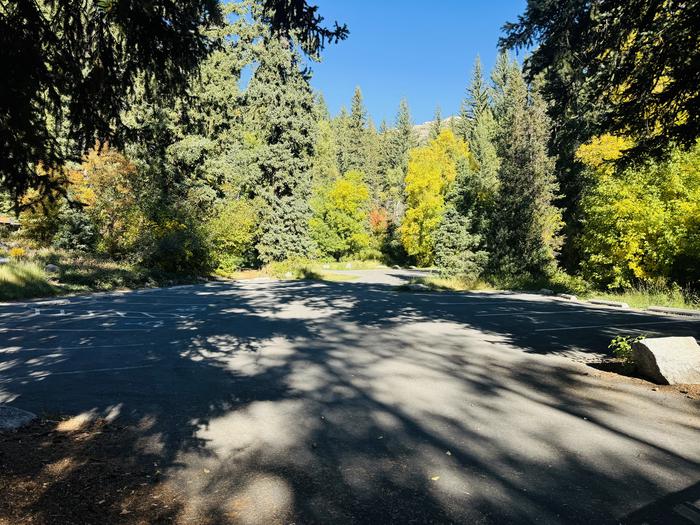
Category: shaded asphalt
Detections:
[{"x1": 1, "y1": 270, "x2": 699, "y2": 524}]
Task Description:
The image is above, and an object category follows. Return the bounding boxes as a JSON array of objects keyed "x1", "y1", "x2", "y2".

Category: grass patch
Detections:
[
  {"x1": 264, "y1": 258, "x2": 383, "y2": 280},
  {"x1": 0, "y1": 262, "x2": 57, "y2": 300},
  {"x1": 405, "y1": 275, "x2": 493, "y2": 292},
  {"x1": 311, "y1": 259, "x2": 386, "y2": 271},
  {"x1": 215, "y1": 268, "x2": 267, "y2": 280},
  {"x1": 587, "y1": 283, "x2": 699, "y2": 310},
  {"x1": 0, "y1": 248, "x2": 203, "y2": 302}
]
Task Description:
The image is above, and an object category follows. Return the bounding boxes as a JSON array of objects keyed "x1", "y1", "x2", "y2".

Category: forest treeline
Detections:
[{"x1": 2, "y1": 0, "x2": 699, "y2": 296}]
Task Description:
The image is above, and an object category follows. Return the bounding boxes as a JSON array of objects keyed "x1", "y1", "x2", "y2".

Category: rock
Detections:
[
  {"x1": 0, "y1": 257, "x2": 9, "y2": 264},
  {"x1": 44, "y1": 263, "x2": 60, "y2": 274},
  {"x1": 539, "y1": 288, "x2": 554, "y2": 295},
  {"x1": 589, "y1": 299, "x2": 629, "y2": 308},
  {"x1": 633, "y1": 337, "x2": 700, "y2": 385},
  {"x1": 392, "y1": 265, "x2": 401, "y2": 270},
  {"x1": 647, "y1": 306, "x2": 700, "y2": 318},
  {"x1": 407, "y1": 283, "x2": 430, "y2": 291},
  {"x1": 557, "y1": 293, "x2": 578, "y2": 301},
  {"x1": 0, "y1": 405, "x2": 37, "y2": 431}
]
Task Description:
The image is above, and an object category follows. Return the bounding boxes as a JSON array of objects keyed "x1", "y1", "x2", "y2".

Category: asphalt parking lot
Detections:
[{"x1": 1, "y1": 271, "x2": 699, "y2": 524}]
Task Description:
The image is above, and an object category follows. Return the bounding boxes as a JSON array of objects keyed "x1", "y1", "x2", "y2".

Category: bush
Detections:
[
  {"x1": 141, "y1": 213, "x2": 213, "y2": 276},
  {"x1": 608, "y1": 335, "x2": 645, "y2": 368},
  {"x1": 53, "y1": 208, "x2": 97, "y2": 252},
  {"x1": 9, "y1": 247, "x2": 26, "y2": 260},
  {"x1": 207, "y1": 198, "x2": 259, "y2": 273}
]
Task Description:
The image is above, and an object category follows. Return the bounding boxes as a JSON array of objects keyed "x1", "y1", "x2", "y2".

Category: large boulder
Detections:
[{"x1": 633, "y1": 337, "x2": 700, "y2": 385}]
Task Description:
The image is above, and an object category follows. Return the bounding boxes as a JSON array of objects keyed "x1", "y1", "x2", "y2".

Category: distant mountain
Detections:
[{"x1": 412, "y1": 115, "x2": 461, "y2": 144}]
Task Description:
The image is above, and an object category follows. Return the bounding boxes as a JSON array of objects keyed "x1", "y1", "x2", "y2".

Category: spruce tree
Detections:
[
  {"x1": 363, "y1": 119, "x2": 382, "y2": 202},
  {"x1": 342, "y1": 86, "x2": 370, "y2": 174},
  {"x1": 333, "y1": 107, "x2": 352, "y2": 175},
  {"x1": 393, "y1": 99, "x2": 418, "y2": 171},
  {"x1": 244, "y1": 36, "x2": 316, "y2": 262},
  {"x1": 489, "y1": 65, "x2": 561, "y2": 276},
  {"x1": 430, "y1": 105, "x2": 443, "y2": 140}
]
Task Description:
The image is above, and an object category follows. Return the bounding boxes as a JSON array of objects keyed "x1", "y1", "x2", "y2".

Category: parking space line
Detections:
[
  {"x1": 475, "y1": 309, "x2": 610, "y2": 317},
  {"x1": 534, "y1": 320, "x2": 695, "y2": 332},
  {"x1": 18, "y1": 364, "x2": 154, "y2": 380}
]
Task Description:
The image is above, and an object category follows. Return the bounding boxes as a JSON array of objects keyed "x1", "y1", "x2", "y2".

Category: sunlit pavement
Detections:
[{"x1": 1, "y1": 272, "x2": 699, "y2": 524}]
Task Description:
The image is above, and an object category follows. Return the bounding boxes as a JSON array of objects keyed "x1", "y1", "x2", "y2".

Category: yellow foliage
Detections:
[
  {"x1": 9, "y1": 247, "x2": 26, "y2": 260},
  {"x1": 576, "y1": 134, "x2": 634, "y2": 169},
  {"x1": 400, "y1": 130, "x2": 471, "y2": 265}
]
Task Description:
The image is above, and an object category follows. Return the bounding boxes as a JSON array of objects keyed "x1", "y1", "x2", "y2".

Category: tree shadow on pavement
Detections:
[{"x1": 0, "y1": 279, "x2": 698, "y2": 524}]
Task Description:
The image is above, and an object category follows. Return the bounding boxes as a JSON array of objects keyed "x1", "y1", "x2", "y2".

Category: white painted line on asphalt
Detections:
[
  {"x1": 1, "y1": 342, "x2": 157, "y2": 353},
  {"x1": 534, "y1": 320, "x2": 695, "y2": 332},
  {"x1": 475, "y1": 309, "x2": 628, "y2": 317},
  {"x1": 21, "y1": 364, "x2": 154, "y2": 379},
  {"x1": 0, "y1": 327, "x2": 155, "y2": 332}
]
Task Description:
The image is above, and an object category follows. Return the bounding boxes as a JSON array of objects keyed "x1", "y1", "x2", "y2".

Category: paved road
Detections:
[{"x1": 1, "y1": 272, "x2": 699, "y2": 524}]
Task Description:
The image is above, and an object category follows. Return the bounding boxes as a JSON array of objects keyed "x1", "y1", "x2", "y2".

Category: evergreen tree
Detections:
[
  {"x1": 434, "y1": 206, "x2": 487, "y2": 279},
  {"x1": 334, "y1": 107, "x2": 353, "y2": 175},
  {"x1": 244, "y1": 36, "x2": 317, "y2": 262},
  {"x1": 430, "y1": 105, "x2": 443, "y2": 140},
  {"x1": 311, "y1": 120, "x2": 340, "y2": 187},
  {"x1": 314, "y1": 92, "x2": 331, "y2": 122},
  {"x1": 457, "y1": 56, "x2": 489, "y2": 142},
  {"x1": 392, "y1": 99, "x2": 418, "y2": 171},
  {"x1": 343, "y1": 87, "x2": 370, "y2": 174},
  {"x1": 363, "y1": 119, "x2": 382, "y2": 202},
  {"x1": 489, "y1": 66, "x2": 562, "y2": 276}
]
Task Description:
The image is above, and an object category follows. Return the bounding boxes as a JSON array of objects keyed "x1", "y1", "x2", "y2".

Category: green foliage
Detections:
[
  {"x1": 208, "y1": 198, "x2": 260, "y2": 273},
  {"x1": 502, "y1": 0, "x2": 700, "y2": 159},
  {"x1": 609, "y1": 335, "x2": 645, "y2": 366},
  {"x1": 140, "y1": 209, "x2": 213, "y2": 275},
  {"x1": 244, "y1": 36, "x2": 316, "y2": 262},
  {"x1": 590, "y1": 282, "x2": 698, "y2": 311},
  {"x1": 310, "y1": 170, "x2": 371, "y2": 260},
  {"x1": 579, "y1": 141, "x2": 700, "y2": 289},
  {"x1": 53, "y1": 208, "x2": 98, "y2": 252},
  {"x1": 434, "y1": 207, "x2": 487, "y2": 279},
  {"x1": 0, "y1": 262, "x2": 56, "y2": 301},
  {"x1": 490, "y1": 65, "x2": 562, "y2": 277}
]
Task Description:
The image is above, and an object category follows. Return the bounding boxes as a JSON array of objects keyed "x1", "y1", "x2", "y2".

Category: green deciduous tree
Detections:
[
  {"x1": 310, "y1": 170, "x2": 371, "y2": 259},
  {"x1": 579, "y1": 139, "x2": 700, "y2": 289}
]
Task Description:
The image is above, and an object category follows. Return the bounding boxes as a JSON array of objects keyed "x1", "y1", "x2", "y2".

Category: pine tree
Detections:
[
  {"x1": 430, "y1": 105, "x2": 443, "y2": 140},
  {"x1": 363, "y1": 119, "x2": 382, "y2": 201},
  {"x1": 343, "y1": 86, "x2": 370, "y2": 173},
  {"x1": 434, "y1": 206, "x2": 487, "y2": 279},
  {"x1": 393, "y1": 99, "x2": 418, "y2": 171},
  {"x1": 457, "y1": 56, "x2": 491, "y2": 142},
  {"x1": 314, "y1": 92, "x2": 331, "y2": 122},
  {"x1": 311, "y1": 119, "x2": 340, "y2": 187},
  {"x1": 489, "y1": 65, "x2": 561, "y2": 276},
  {"x1": 333, "y1": 107, "x2": 352, "y2": 175},
  {"x1": 385, "y1": 99, "x2": 417, "y2": 225},
  {"x1": 244, "y1": 36, "x2": 316, "y2": 262}
]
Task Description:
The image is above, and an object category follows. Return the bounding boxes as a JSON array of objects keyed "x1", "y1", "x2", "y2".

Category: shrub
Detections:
[
  {"x1": 207, "y1": 198, "x2": 259, "y2": 273},
  {"x1": 608, "y1": 335, "x2": 645, "y2": 368},
  {"x1": 9, "y1": 247, "x2": 26, "y2": 260}
]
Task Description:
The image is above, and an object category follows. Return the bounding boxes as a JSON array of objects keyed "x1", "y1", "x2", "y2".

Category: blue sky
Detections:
[{"x1": 307, "y1": 0, "x2": 527, "y2": 125}]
